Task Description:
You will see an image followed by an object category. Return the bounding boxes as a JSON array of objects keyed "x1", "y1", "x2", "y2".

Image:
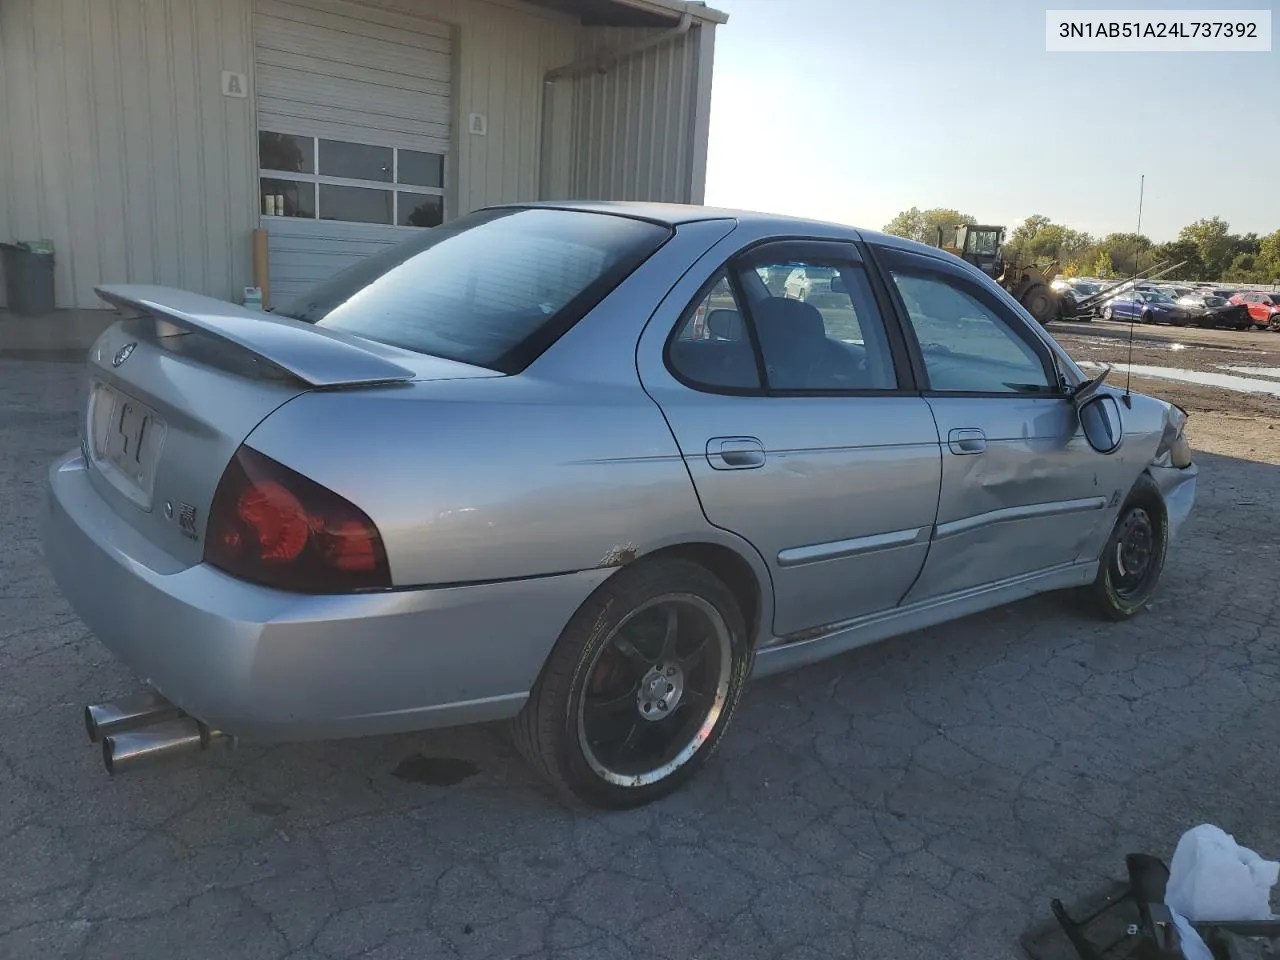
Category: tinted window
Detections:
[
  {"x1": 259, "y1": 132, "x2": 314, "y2": 173},
  {"x1": 399, "y1": 150, "x2": 445, "y2": 188},
  {"x1": 1268, "y1": 295, "x2": 1280, "y2": 304},
  {"x1": 668, "y1": 275, "x2": 761, "y2": 390},
  {"x1": 279, "y1": 208, "x2": 670, "y2": 373},
  {"x1": 260, "y1": 178, "x2": 315, "y2": 218},
  {"x1": 748, "y1": 259, "x2": 897, "y2": 390},
  {"x1": 319, "y1": 140, "x2": 393, "y2": 182},
  {"x1": 889, "y1": 269, "x2": 1053, "y2": 393},
  {"x1": 397, "y1": 194, "x2": 444, "y2": 228},
  {"x1": 319, "y1": 184, "x2": 393, "y2": 224}
]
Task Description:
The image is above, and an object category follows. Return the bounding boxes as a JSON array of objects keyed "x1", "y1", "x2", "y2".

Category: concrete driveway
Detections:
[{"x1": 3, "y1": 357, "x2": 1279, "y2": 960}]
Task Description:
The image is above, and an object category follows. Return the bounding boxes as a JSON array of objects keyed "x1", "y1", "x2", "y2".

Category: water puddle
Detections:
[
  {"x1": 1078, "y1": 360, "x2": 1280, "y2": 397},
  {"x1": 1222, "y1": 365, "x2": 1280, "y2": 381}
]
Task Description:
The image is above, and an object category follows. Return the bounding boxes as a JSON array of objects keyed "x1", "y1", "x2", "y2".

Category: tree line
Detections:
[{"x1": 882, "y1": 207, "x2": 1280, "y2": 283}]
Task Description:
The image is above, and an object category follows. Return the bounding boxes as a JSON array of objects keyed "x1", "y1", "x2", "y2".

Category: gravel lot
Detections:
[{"x1": 2, "y1": 355, "x2": 1279, "y2": 960}]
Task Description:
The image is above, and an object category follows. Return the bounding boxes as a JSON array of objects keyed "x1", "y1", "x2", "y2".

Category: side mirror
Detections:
[
  {"x1": 1079, "y1": 394, "x2": 1124, "y2": 454},
  {"x1": 829, "y1": 274, "x2": 847, "y2": 294}
]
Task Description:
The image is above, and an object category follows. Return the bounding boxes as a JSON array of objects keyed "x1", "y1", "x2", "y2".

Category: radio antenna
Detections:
[{"x1": 1124, "y1": 174, "x2": 1145, "y2": 406}]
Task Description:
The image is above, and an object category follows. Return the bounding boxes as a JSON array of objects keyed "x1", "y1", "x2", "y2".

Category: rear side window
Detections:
[
  {"x1": 667, "y1": 255, "x2": 900, "y2": 394},
  {"x1": 279, "y1": 208, "x2": 670, "y2": 373},
  {"x1": 669, "y1": 274, "x2": 761, "y2": 390}
]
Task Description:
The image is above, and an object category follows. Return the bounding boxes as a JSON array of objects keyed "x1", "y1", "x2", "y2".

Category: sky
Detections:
[{"x1": 702, "y1": 0, "x2": 1280, "y2": 242}]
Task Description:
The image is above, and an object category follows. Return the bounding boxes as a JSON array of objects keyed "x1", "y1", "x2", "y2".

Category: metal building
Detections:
[{"x1": 0, "y1": 0, "x2": 726, "y2": 310}]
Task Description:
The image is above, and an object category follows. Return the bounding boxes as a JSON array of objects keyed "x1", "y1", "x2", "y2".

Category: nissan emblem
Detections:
[{"x1": 112, "y1": 342, "x2": 136, "y2": 367}]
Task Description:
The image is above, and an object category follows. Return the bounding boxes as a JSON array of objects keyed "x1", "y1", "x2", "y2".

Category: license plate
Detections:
[{"x1": 88, "y1": 382, "x2": 167, "y2": 509}]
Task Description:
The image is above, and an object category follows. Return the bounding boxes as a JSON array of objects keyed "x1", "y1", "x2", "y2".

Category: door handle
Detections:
[
  {"x1": 947, "y1": 427, "x2": 987, "y2": 455},
  {"x1": 707, "y1": 437, "x2": 766, "y2": 470}
]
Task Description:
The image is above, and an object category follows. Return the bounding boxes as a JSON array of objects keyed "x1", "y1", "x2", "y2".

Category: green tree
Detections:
[
  {"x1": 882, "y1": 207, "x2": 976, "y2": 246},
  {"x1": 1257, "y1": 230, "x2": 1280, "y2": 281},
  {"x1": 1178, "y1": 216, "x2": 1235, "y2": 279},
  {"x1": 1098, "y1": 232, "x2": 1154, "y2": 276},
  {"x1": 1089, "y1": 250, "x2": 1114, "y2": 279},
  {"x1": 1006, "y1": 214, "x2": 1053, "y2": 260},
  {"x1": 1223, "y1": 253, "x2": 1261, "y2": 282},
  {"x1": 1149, "y1": 238, "x2": 1203, "y2": 280},
  {"x1": 1005, "y1": 215, "x2": 1092, "y2": 265}
]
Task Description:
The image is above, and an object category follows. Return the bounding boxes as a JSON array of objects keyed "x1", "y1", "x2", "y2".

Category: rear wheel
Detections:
[
  {"x1": 513, "y1": 558, "x2": 752, "y2": 808},
  {"x1": 1102, "y1": 305, "x2": 1113, "y2": 320},
  {"x1": 1080, "y1": 478, "x2": 1169, "y2": 620}
]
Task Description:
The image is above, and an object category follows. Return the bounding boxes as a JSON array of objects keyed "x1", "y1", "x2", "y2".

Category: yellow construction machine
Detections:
[{"x1": 936, "y1": 225, "x2": 1061, "y2": 323}]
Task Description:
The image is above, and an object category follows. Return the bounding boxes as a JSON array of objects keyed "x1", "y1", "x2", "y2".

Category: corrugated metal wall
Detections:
[
  {"x1": 0, "y1": 0, "x2": 580, "y2": 308},
  {"x1": 0, "y1": 0, "x2": 719, "y2": 309},
  {"x1": 255, "y1": 0, "x2": 453, "y2": 152},
  {"x1": 0, "y1": 0, "x2": 258, "y2": 309},
  {"x1": 567, "y1": 22, "x2": 716, "y2": 205},
  {"x1": 253, "y1": 0, "x2": 457, "y2": 305}
]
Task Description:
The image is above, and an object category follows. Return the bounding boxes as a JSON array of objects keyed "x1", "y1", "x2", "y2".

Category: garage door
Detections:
[{"x1": 254, "y1": 0, "x2": 451, "y2": 306}]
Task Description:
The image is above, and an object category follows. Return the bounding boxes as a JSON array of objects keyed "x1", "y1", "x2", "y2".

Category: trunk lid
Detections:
[{"x1": 83, "y1": 285, "x2": 500, "y2": 567}]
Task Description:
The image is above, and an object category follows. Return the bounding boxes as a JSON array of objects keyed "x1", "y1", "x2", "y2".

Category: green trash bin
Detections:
[{"x1": 1, "y1": 240, "x2": 56, "y2": 316}]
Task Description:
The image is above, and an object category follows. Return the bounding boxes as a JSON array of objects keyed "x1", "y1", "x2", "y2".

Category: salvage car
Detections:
[
  {"x1": 1232, "y1": 292, "x2": 1280, "y2": 330},
  {"x1": 1174, "y1": 293, "x2": 1253, "y2": 330},
  {"x1": 1101, "y1": 290, "x2": 1193, "y2": 326},
  {"x1": 43, "y1": 203, "x2": 1198, "y2": 808}
]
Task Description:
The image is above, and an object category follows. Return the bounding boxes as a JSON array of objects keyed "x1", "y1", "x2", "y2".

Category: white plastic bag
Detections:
[
  {"x1": 1169, "y1": 911, "x2": 1213, "y2": 960},
  {"x1": 1165, "y1": 824, "x2": 1279, "y2": 922}
]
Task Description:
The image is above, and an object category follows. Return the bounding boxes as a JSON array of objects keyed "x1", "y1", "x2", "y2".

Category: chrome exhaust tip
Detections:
[
  {"x1": 84, "y1": 690, "x2": 181, "y2": 743},
  {"x1": 102, "y1": 718, "x2": 226, "y2": 775}
]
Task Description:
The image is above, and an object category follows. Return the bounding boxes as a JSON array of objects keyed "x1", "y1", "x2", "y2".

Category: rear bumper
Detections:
[{"x1": 43, "y1": 452, "x2": 610, "y2": 741}]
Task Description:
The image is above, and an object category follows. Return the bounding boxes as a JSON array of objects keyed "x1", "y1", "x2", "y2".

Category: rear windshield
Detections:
[{"x1": 278, "y1": 207, "x2": 671, "y2": 373}]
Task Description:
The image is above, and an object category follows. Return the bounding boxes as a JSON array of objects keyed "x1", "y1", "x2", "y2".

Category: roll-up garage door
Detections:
[{"x1": 254, "y1": 0, "x2": 451, "y2": 305}]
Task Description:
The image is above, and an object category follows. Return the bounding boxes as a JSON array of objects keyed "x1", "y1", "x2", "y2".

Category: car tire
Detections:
[
  {"x1": 1141, "y1": 311, "x2": 1155, "y2": 325},
  {"x1": 1080, "y1": 476, "x2": 1169, "y2": 621},
  {"x1": 1102, "y1": 305, "x2": 1113, "y2": 321},
  {"x1": 1021, "y1": 284, "x2": 1056, "y2": 324},
  {"x1": 512, "y1": 558, "x2": 752, "y2": 809}
]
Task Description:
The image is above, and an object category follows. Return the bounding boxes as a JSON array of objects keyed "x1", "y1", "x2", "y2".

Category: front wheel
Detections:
[
  {"x1": 1080, "y1": 480, "x2": 1169, "y2": 620},
  {"x1": 513, "y1": 558, "x2": 752, "y2": 808},
  {"x1": 1102, "y1": 305, "x2": 1113, "y2": 320},
  {"x1": 1021, "y1": 284, "x2": 1056, "y2": 324}
]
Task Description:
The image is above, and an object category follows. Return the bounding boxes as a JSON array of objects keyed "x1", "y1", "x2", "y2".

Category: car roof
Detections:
[
  {"x1": 491, "y1": 199, "x2": 828, "y2": 228},
  {"x1": 485, "y1": 200, "x2": 953, "y2": 258}
]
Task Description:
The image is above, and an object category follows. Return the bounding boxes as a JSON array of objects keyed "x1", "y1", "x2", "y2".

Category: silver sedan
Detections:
[{"x1": 43, "y1": 202, "x2": 1197, "y2": 808}]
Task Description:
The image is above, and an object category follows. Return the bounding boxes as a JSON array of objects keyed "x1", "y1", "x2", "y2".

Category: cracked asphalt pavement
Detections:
[{"x1": 3, "y1": 358, "x2": 1279, "y2": 960}]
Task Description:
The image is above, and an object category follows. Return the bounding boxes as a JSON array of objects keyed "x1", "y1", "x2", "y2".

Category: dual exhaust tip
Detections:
[{"x1": 84, "y1": 690, "x2": 228, "y2": 774}]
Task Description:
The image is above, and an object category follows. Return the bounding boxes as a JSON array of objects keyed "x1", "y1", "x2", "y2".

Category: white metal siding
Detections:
[
  {"x1": 255, "y1": 0, "x2": 452, "y2": 152},
  {"x1": 0, "y1": 0, "x2": 258, "y2": 309},
  {"x1": 0, "y1": 0, "x2": 720, "y2": 312},
  {"x1": 254, "y1": 0, "x2": 458, "y2": 305},
  {"x1": 567, "y1": 23, "x2": 717, "y2": 204}
]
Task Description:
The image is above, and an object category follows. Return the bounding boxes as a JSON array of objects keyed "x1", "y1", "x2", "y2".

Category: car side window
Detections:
[
  {"x1": 667, "y1": 273, "x2": 762, "y2": 390},
  {"x1": 741, "y1": 259, "x2": 898, "y2": 391},
  {"x1": 888, "y1": 268, "x2": 1055, "y2": 394}
]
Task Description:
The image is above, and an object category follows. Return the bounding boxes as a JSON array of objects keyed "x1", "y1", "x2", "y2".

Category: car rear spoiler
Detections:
[{"x1": 95, "y1": 284, "x2": 416, "y2": 388}]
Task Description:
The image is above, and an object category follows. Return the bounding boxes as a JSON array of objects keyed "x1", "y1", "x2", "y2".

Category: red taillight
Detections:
[{"x1": 205, "y1": 446, "x2": 391, "y2": 593}]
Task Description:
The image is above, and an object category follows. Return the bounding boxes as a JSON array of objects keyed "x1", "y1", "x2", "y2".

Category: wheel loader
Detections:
[{"x1": 935, "y1": 224, "x2": 1063, "y2": 323}]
